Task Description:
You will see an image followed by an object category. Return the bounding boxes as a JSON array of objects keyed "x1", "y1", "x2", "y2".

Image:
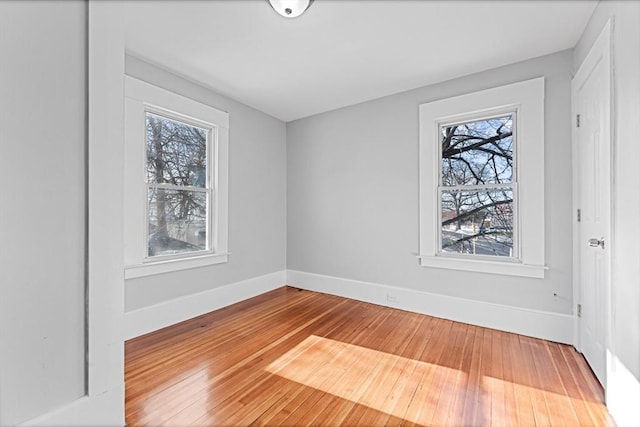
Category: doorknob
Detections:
[{"x1": 588, "y1": 237, "x2": 605, "y2": 249}]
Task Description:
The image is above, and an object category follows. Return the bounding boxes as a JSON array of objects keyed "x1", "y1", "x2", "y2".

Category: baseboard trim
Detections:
[
  {"x1": 19, "y1": 389, "x2": 123, "y2": 427},
  {"x1": 124, "y1": 270, "x2": 286, "y2": 340},
  {"x1": 287, "y1": 269, "x2": 573, "y2": 344},
  {"x1": 123, "y1": 268, "x2": 573, "y2": 343}
]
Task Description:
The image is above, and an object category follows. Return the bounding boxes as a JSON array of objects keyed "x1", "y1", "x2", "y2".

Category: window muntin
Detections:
[
  {"x1": 438, "y1": 113, "x2": 517, "y2": 259},
  {"x1": 144, "y1": 111, "x2": 214, "y2": 260}
]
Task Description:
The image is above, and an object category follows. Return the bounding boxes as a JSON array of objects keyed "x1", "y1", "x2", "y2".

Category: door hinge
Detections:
[
  {"x1": 577, "y1": 209, "x2": 581, "y2": 222},
  {"x1": 576, "y1": 114, "x2": 581, "y2": 128},
  {"x1": 577, "y1": 304, "x2": 582, "y2": 318}
]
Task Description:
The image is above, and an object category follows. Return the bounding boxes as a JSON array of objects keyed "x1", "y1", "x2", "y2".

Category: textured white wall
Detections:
[
  {"x1": 574, "y1": 2, "x2": 640, "y2": 425},
  {"x1": 0, "y1": 2, "x2": 86, "y2": 424},
  {"x1": 124, "y1": 56, "x2": 287, "y2": 311},
  {"x1": 287, "y1": 50, "x2": 574, "y2": 314}
]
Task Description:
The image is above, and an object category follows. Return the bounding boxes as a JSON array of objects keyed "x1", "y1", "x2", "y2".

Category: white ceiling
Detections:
[{"x1": 124, "y1": 0, "x2": 597, "y2": 122}]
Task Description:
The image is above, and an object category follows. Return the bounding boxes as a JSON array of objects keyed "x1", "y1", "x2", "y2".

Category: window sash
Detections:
[
  {"x1": 437, "y1": 184, "x2": 519, "y2": 259},
  {"x1": 438, "y1": 112, "x2": 517, "y2": 188},
  {"x1": 144, "y1": 108, "x2": 213, "y2": 188},
  {"x1": 146, "y1": 187, "x2": 213, "y2": 259}
]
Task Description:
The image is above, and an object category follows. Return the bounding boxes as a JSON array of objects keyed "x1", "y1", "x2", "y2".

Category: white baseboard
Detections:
[
  {"x1": 287, "y1": 270, "x2": 573, "y2": 344},
  {"x1": 20, "y1": 389, "x2": 123, "y2": 427},
  {"x1": 124, "y1": 270, "x2": 286, "y2": 340},
  {"x1": 124, "y1": 268, "x2": 572, "y2": 343}
]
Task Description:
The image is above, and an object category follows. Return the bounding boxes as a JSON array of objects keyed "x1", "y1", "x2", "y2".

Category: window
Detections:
[
  {"x1": 440, "y1": 113, "x2": 516, "y2": 258},
  {"x1": 124, "y1": 77, "x2": 229, "y2": 278},
  {"x1": 419, "y1": 78, "x2": 546, "y2": 278},
  {"x1": 145, "y1": 112, "x2": 210, "y2": 258}
]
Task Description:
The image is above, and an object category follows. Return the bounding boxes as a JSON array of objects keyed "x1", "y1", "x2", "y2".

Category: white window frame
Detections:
[
  {"x1": 419, "y1": 78, "x2": 546, "y2": 278},
  {"x1": 124, "y1": 76, "x2": 229, "y2": 279},
  {"x1": 437, "y1": 110, "x2": 519, "y2": 260}
]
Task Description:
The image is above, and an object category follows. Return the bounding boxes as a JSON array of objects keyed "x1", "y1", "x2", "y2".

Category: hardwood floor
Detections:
[{"x1": 125, "y1": 287, "x2": 614, "y2": 426}]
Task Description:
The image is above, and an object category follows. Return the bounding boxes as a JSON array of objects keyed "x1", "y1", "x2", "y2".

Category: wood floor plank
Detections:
[
  {"x1": 489, "y1": 328, "x2": 507, "y2": 426},
  {"x1": 446, "y1": 322, "x2": 476, "y2": 426},
  {"x1": 125, "y1": 287, "x2": 613, "y2": 427},
  {"x1": 503, "y1": 334, "x2": 535, "y2": 426},
  {"x1": 460, "y1": 325, "x2": 485, "y2": 426},
  {"x1": 475, "y1": 323, "x2": 494, "y2": 426}
]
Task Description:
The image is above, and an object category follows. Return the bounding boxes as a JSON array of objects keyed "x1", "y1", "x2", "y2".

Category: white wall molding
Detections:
[
  {"x1": 287, "y1": 270, "x2": 573, "y2": 344},
  {"x1": 124, "y1": 271, "x2": 286, "y2": 340},
  {"x1": 23, "y1": 3, "x2": 128, "y2": 426}
]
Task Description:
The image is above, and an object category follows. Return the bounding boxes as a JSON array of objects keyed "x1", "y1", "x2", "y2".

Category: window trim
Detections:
[
  {"x1": 418, "y1": 78, "x2": 546, "y2": 278},
  {"x1": 124, "y1": 76, "x2": 229, "y2": 279}
]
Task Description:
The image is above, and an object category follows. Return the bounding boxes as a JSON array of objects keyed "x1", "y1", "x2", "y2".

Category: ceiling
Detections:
[{"x1": 124, "y1": 0, "x2": 597, "y2": 122}]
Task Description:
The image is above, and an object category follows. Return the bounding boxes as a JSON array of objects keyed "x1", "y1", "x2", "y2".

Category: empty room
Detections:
[{"x1": 1, "y1": 0, "x2": 639, "y2": 426}]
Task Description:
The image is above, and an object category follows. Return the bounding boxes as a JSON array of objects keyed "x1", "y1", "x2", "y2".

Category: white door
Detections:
[{"x1": 572, "y1": 22, "x2": 611, "y2": 386}]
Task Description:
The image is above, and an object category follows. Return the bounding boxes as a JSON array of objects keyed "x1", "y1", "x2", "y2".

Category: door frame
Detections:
[{"x1": 571, "y1": 18, "x2": 613, "y2": 384}]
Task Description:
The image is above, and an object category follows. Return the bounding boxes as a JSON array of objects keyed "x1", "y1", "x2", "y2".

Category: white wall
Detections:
[
  {"x1": 287, "y1": 50, "x2": 574, "y2": 319},
  {"x1": 0, "y1": 2, "x2": 86, "y2": 425},
  {"x1": 124, "y1": 56, "x2": 287, "y2": 312},
  {"x1": 574, "y1": 2, "x2": 640, "y2": 425}
]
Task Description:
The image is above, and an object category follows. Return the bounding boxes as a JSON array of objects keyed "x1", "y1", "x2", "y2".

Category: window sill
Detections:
[
  {"x1": 125, "y1": 252, "x2": 229, "y2": 279},
  {"x1": 418, "y1": 254, "x2": 546, "y2": 278}
]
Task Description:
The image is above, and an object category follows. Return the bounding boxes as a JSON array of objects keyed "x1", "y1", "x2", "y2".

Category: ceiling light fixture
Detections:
[{"x1": 268, "y1": 0, "x2": 314, "y2": 18}]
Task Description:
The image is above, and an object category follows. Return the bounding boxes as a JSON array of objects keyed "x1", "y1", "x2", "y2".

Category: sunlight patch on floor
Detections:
[
  {"x1": 141, "y1": 365, "x2": 211, "y2": 425},
  {"x1": 265, "y1": 335, "x2": 464, "y2": 424},
  {"x1": 482, "y1": 375, "x2": 609, "y2": 425}
]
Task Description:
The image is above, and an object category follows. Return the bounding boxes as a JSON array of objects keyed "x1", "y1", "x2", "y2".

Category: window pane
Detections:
[
  {"x1": 146, "y1": 112, "x2": 208, "y2": 187},
  {"x1": 441, "y1": 115, "x2": 513, "y2": 186},
  {"x1": 441, "y1": 189, "x2": 513, "y2": 257},
  {"x1": 148, "y1": 188, "x2": 208, "y2": 257}
]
